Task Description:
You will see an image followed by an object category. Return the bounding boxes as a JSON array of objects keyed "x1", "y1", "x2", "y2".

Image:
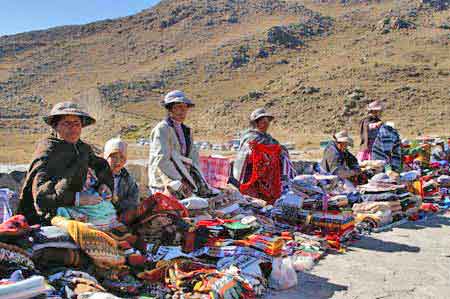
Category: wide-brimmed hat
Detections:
[
  {"x1": 367, "y1": 100, "x2": 384, "y2": 111},
  {"x1": 249, "y1": 108, "x2": 274, "y2": 122},
  {"x1": 161, "y1": 90, "x2": 195, "y2": 108},
  {"x1": 434, "y1": 138, "x2": 445, "y2": 145},
  {"x1": 43, "y1": 102, "x2": 96, "y2": 127},
  {"x1": 334, "y1": 130, "x2": 354, "y2": 146}
]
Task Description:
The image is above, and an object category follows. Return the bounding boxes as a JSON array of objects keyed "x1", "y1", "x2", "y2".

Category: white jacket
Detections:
[{"x1": 148, "y1": 119, "x2": 202, "y2": 191}]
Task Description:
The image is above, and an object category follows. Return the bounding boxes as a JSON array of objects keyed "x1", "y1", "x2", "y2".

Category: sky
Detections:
[{"x1": 0, "y1": 0, "x2": 160, "y2": 36}]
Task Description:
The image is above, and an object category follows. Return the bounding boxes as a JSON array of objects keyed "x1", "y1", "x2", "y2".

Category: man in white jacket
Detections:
[{"x1": 148, "y1": 90, "x2": 214, "y2": 198}]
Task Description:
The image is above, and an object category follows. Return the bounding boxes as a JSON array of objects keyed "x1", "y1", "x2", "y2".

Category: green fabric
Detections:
[
  {"x1": 57, "y1": 200, "x2": 118, "y2": 229},
  {"x1": 223, "y1": 222, "x2": 251, "y2": 231}
]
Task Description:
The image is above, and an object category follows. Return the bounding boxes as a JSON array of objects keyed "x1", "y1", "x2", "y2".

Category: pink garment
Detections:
[
  {"x1": 172, "y1": 119, "x2": 187, "y2": 156},
  {"x1": 357, "y1": 149, "x2": 372, "y2": 162},
  {"x1": 200, "y1": 156, "x2": 231, "y2": 189}
]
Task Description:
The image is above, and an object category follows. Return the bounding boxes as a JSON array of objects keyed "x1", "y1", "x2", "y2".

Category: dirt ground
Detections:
[{"x1": 269, "y1": 211, "x2": 450, "y2": 299}]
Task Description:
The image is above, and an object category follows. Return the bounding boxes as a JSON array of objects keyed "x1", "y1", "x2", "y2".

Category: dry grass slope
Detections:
[{"x1": 0, "y1": 0, "x2": 449, "y2": 163}]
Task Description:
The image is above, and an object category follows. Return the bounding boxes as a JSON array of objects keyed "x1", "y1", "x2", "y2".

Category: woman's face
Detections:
[
  {"x1": 371, "y1": 110, "x2": 382, "y2": 118},
  {"x1": 107, "y1": 152, "x2": 126, "y2": 174},
  {"x1": 55, "y1": 115, "x2": 82, "y2": 144},
  {"x1": 169, "y1": 103, "x2": 189, "y2": 123},
  {"x1": 256, "y1": 117, "x2": 271, "y2": 133},
  {"x1": 336, "y1": 142, "x2": 348, "y2": 152}
]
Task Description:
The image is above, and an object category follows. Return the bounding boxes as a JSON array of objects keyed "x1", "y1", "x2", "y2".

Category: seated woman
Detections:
[
  {"x1": 103, "y1": 137, "x2": 140, "y2": 216},
  {"x1": 18, "y1": 102, "x2": 113, "y2": 225},
  {"x1": 148, "y1": 90, "x2": 216, "y2": 199},
  {"x1": 321, "y1": 131, "x2": 361, "y2": 182},
  {"x1": 431, "y1": 138, "x2": 448, "y2": 163},
  {"x1": 232, "y1": 108, "x2": 294, "y2": 203}
]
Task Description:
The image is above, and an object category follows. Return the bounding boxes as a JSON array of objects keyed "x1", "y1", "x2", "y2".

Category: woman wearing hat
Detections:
[
  {"x1": 358, "y1": 100, "x2": 384, "y2": 161},
  {"x1": 18, "y1": 102, "x2": 113, "y2": 225},
  {"x1": 321, "y1": 131, "x2": 360, "y2": 181},
  {"x1": 148, "y1": 90, "x2": 215, "y2": 199},
  {"x1": 431, "y1": 138, "x2": 448, "y2": 163},
  {"x1": 232, "y1": 108, "x2": 294, "y2": 189},
  {"x1": 371, "y1": 121, "x2": 402, "y2": 174}
]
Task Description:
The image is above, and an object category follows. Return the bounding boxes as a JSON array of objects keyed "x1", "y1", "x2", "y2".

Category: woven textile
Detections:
[
  {"x1": 239, "y1": 142, "x2": 282, "y2": 204},
  {"x1": 51, "y1": 216, "x2": 125, "y2": 269},
  {"x1": 200, "y1": 155, "x2": 231, "y2": 189}
]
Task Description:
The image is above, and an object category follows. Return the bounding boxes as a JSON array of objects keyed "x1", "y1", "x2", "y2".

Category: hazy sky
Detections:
[{"x1": 0, "y1": 0, "x2": 159, "y2": 36}]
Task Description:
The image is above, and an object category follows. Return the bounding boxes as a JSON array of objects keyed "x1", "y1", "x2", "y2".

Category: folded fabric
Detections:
[
  {"x1": 0, "y1": 215, "x2": 38, "y2": 240},
  {"x1": 120, "y1": 192, "x2": 189, "y2": 225},
  {"x1": 31, "y1": 226, "x2": 78, "y2": 251},
  {"x1": 48, "y1": 269, "x2": 106, "y2": 298},
  {"x1": 400, "y1": 171, "x2": 420, "y2": 182},
  {"x1": 0, "y1": 189, "x2": 13, "y2": 225},
  {"x1": 214, "y1": 203, "x2": 242, "y2": 219},
  {"x1": 0, "y1": 275, "x2": 46, "y2": 299},
  {"x1": 200, "y1": 155, "x2": 231, "y2": 189},
  {"x1": 56, "y1": 200, "x2": 121, "y2": 232},
  {"x1": 274, "y1": 192, "x2": 303, "y2": 210},
  {"x1": 77, "y1": 293, "x2": 123, "y2": 299},
  {"x1": 32, "y1": 247, "x2": 84, "y2": 269},
  {"x1": 437, "y1": 175, "x2": 450, "y2": 187},
  {"x1": 361, "y1": 193, "x2": 398, "y2": 202},
  {"x1": 181, "y1": 196, "x2": 210, "y2": 210},
  {"x1": 209, "y1": 189, "x2": 245, "y2": 210},
  {"x1": 51, "y1": 216, "x2": 125, "y2": 269},
  {"x1": 0, "y1": 242, "x2": 35, "y2": 277}
]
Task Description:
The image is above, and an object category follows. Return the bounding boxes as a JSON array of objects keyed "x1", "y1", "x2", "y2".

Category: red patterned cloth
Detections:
[
  {"x1": 239, "y1": 141, "x2": 282, "y2": 204},
  {"x1": 200, "y1": 156, "x2": 231, "y2": 189},
  {"x1": 120, "y1": 192, "x2": 189, "y2": 225}
]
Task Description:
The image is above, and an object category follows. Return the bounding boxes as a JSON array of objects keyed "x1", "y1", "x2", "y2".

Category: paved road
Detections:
[{"x1": 269, "y1": 212, "x2": 450, "y2": 299}]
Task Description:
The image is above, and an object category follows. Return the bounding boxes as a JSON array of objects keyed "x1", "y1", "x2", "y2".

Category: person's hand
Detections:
[
  {"x1": 180, "y1": 182, "x2": 193, "y2": 198},
  {"x1": 98, "y1": 184, "x2": 113, "y2": 200},
  {"x1": 376, "y1": 121, "x2": 383, "y2": 128},
  {"x1": 78, "y1": 192, "x2": 102, "y2": 206}
]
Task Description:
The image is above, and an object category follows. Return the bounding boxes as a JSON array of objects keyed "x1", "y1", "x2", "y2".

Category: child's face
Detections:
[{"x1": 107, "y1": 152, "x2": 126, "y2": 174}]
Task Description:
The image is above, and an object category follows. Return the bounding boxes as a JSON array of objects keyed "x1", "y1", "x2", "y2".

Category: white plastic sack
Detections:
[
  {"x1": 269, "y1": 257, "x2": 298, "y2": 290},
  {"x1": 291, "y1": 254, "x2": 315, "y2": 272}
]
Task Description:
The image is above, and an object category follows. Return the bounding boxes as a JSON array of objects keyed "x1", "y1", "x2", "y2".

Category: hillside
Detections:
[{"x1": 0, "y1": 0, "x2": 449, "y2": 163}]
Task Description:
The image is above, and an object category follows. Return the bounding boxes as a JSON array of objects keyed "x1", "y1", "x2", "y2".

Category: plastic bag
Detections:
[
  {"x1": 269, "y1": 257, "x2": 298, "y2": 290},
  {"x1": 291, "y1": 254, "x2": 315, "y2": 272}
]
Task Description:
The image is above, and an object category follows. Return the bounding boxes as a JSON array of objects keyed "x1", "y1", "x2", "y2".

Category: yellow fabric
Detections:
[{"x1": 51, "y1": 216, "x2": 125, "y2": 268}]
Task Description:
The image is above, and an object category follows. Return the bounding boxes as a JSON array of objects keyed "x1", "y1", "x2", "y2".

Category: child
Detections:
[
  {"x1": 56, "y1": 168, "x2": 121, "y2": 231},
  {"x1": 103, "y1": 137, "x2": 140, "y2": 217}
]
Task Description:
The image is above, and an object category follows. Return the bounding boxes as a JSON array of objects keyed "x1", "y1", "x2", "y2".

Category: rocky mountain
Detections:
[{"x1": 0, "y1": 0, "x2": 449, "y2": 162}]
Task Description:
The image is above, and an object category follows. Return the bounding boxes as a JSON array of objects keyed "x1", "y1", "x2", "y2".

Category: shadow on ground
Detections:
[
  {"x1": 350, "y1": 235, "x2": 420, "y2": 253},
  {"x1": 268, "y1": 272, "x2": 348, "y2": 299},
  {"x1": 397, "y1": 214, "x2": 450, "y2": 230}
]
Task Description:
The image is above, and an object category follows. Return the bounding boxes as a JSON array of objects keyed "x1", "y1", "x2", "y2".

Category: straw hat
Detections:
[
  {"x1": 334, "y1": 131, "x2": 354, "y2": 146},
  {"x1": 43, "y1": 102, "x2": 95, "y2": 127}
]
